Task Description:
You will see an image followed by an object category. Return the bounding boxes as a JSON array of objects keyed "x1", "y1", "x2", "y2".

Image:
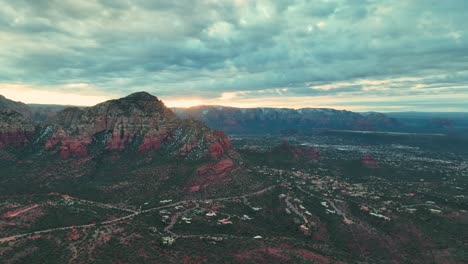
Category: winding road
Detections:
[{"x1": 0, "y1": 185, "x2": 278, "y2": 243}]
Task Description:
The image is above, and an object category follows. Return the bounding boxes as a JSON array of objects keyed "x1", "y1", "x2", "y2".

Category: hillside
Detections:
[{"x1": 0, "y1": 92, "x2": 256, "y2": 203}]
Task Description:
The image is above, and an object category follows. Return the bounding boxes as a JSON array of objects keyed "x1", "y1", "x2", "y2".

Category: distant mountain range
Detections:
[
  {"x1": 1, "y1": 94, "x2": 467, "y2": 136},
  {"x1": 172, "y1": 106, "x2": 401, "y2": 134},
  {"x1": 174, "y1": 106, "x2": 468, "y2": 135}
]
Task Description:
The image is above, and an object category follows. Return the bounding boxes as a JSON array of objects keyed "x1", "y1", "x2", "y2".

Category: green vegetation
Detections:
[{"x1": 2, "y1": 132, "x2": 468, "y2": 263}]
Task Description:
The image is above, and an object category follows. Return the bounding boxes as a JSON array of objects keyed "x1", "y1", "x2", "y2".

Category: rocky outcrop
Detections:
[
  {"x1": 281, "y1": 141, "x2": 320, "y2": 160},
  {"x1": 37, "y1": 92, "x2": 235, "y2": 162},
  {"x1": 191, "y1": 158, "x2": 238, "y2": 191},
  {"x1": 197, "y1": 159, "x2": 235, "y2": 176},
  {"x1": 362, "y1": 154, "x2": 378, "y2": 168},
  {"x1": 290, "y1": 145, "x2": 320, "y2": 160},
  {"x1": 0, "y1": 109, "x2": 35, "y2": 149},
  {"x1": 1, "y1": 95, "x2": 69, "y2": 122},
  {"x1": 0, "y1": 130, "x2": 34, "y2": 149},
  {"x1": 0, "y1": 91, "x2": 240, "y2": 199},
  {"x1": 178, "y1": 141, "x2": 198, "y2": 157},
  {"x1": 0, "y1": 93, "x2": 246, "y2": 204},
  {"x1": 43, "y1": 92, "x2": 177, "y2": 158},
  {"x1": 0, "y1": 95, "x2": 31, "y2": 117},
  {"x1": 208, "y1": 142, "x2": 224, "y2": 160},
  {"x1": 137, "y1": 130, "x2": 174, "y2": 152},
  {"x1": 44, "y1": 128, "x2": 92, "y2": 159},
  {"x1": 0, "y1": 92, "x2": 236, "y2": 163},
  {"x1": 205, "y1": 131, "x2": 233, "y2": 160}
]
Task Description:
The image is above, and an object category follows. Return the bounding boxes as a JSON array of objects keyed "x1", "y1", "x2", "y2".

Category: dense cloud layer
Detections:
[{"x1": 0, "y1": 0, "x2": 467, "y2": 110}]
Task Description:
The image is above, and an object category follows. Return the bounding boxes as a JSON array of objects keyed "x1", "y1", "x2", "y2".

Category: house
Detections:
[
  {"x1": 241, "y1": 214, "x2": 253, "y2": 220},
  {"x1": 162, "y1": 237, "x2": 175, "y2": 246},
  {"x1": 218, "y1": 219, "x2": 233, "y2": 225},
  {"x1": 206, "y1": 211, "x2": 217, "y2": 217}
]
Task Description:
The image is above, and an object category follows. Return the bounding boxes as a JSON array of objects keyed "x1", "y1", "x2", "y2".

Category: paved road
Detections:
[
  {"x1": 164, "y1": 203, "x2": 200, "y2": 238},
  {"x1": 296, "y1": 185, "x2": 352, "y2": 223},
  {"x1": 69, "y1": 197, "x2": 138, "y2": 213},
  {"x1": 284, "y1": 196, "x2": 308, "y2": 224},
  {"x1": 328, "y1": 200, "x2": 352, "y2": 223}
]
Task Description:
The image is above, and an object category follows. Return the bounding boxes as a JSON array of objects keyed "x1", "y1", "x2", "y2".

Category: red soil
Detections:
[
  {"x1": 45, "y1": 134, "x2": 92, "y2": 159},
  {"x1": 138, "y1": 134, "x2": 166, "y2": 152},
  {"x1": 2, "y1": 204, "x2": 40, "y2": 218},
  {"x1": 68, "y1": 229, "x2": 81, "y2": 241},
  {"x1": 208, "y1": 142, "x2": 224, "y2": 160}
]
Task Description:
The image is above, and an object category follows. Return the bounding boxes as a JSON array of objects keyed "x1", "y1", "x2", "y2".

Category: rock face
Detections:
[
  {"x1": 0, "y1": 92, "x2": 241, "y2": 198},
  {"x1": 173, "y1": 106, "x2": 401, "y2": 134},
  {"x1": 0, "y1": 92, "x2": 235, "y2": 166},
  {"x1": 0, "y1": 95, "x2": 31, "y2": 117},
  {"x1": 281, "y1": 141, "x2": 320, "y2": 160},
  {"x1": 193, "y1": 158, "x2": 238, "y2": 191},
  {"x1": 43, "y1": 93, "x2": 173, "y2": 157},
  {"x1": 279, "y1": 141, "x2": 320, "y2": 161},
  {"x1": 0, "y1": 109, "x2": 35, "y2": 149},
  {"x1": 38, "y1": 92, "x2": 234, "y2": 161},
  {"x1": 0, "y1": 96, "x2": 36, "y2": 149}
]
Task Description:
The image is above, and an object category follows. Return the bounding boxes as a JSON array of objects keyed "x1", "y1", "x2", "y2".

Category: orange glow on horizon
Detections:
[
  {"x1": 163, "y1": 99, "x2": 205, "y2": 108},
  {"x1": 0, "y1": 84, "x2": 110, "y2": 106},
  {"x1": 1, "y1": 83, "x2": 466, "y2": 112}
]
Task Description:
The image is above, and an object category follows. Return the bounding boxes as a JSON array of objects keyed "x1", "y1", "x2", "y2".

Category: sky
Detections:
[{"x1": 0, "y1": 0, "x2": 467, "y2": 111}]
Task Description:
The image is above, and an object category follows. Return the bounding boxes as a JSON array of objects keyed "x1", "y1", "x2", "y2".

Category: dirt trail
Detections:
[{"x1": 2, "y1": 204, "x2": 40, "y2": 218}]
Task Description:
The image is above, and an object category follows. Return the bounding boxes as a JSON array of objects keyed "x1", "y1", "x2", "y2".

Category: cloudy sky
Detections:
[{"x1": 0, "y1": 0, "x2": 467, "y2": 111}]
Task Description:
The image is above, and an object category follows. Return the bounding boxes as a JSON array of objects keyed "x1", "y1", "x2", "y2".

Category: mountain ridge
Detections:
[
  {"x1": 0, "y1": 92, "x2": 245, "y2": 199},
  {"x1": 2, "y1": 93, "x2": 467, "y2": 136},
  {"x1": 173, "y1": 105, "x2": 402, "y2": 134}
]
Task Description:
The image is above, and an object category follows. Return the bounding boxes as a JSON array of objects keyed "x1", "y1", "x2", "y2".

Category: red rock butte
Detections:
[{"x1": 1, "y1": 92, "x2": 236, "y2": 165}]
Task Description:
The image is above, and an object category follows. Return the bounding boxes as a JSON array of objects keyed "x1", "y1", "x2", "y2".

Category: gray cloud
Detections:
[{"x1": 0, "y1": 0, "x2": 467, "y2": 110}]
